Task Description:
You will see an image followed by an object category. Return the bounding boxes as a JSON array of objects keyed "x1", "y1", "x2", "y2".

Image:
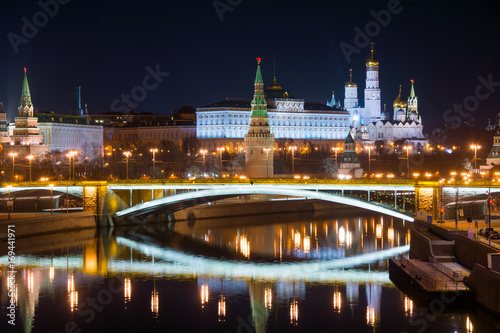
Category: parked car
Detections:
[{"x1": 478, "y1": 228, "x2": 500, "y2": 239}]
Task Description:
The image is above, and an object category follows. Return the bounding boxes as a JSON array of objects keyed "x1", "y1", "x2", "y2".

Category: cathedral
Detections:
[{"x1": 342, "y1": 43, "x2": 427, "y2": 151}]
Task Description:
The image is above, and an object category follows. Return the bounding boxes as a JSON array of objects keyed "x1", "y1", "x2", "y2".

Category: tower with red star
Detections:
[{"x1": 244, "y1": 58, "x2": 274, "y2": 178}]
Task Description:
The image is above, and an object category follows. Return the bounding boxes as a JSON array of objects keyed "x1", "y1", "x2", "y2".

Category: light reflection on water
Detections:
[{"x1": 0, "y1": 213, "x2": 494, "y2": 332}]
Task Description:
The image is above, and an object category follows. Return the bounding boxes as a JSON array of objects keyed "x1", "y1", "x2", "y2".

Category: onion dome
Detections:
[
  {"x1": 345, "y1": 69, "x2": 357, "y2": 87},
  {"x1": 366, "y1": 42, "x2": 379, "y2": 67},
  {"x1": 393, "y1": 85, "x2": 407, "y2": 108}
]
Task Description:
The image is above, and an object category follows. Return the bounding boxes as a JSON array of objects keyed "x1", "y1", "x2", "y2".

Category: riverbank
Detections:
[{"x1": 0, "y1": 211, "x2": 96, "y2": 240}]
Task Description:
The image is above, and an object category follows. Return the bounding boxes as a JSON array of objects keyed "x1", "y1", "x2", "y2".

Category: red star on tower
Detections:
[{"x1": 256, "y1": 57, "x2": 262, "y2": 64}]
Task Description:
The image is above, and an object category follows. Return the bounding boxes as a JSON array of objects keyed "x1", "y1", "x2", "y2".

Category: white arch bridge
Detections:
[{"x1": 111, "y1": 184, "x2": 415, "y2": 223}]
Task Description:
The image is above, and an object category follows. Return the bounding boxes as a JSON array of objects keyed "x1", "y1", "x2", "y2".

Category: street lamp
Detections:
[
  {"x1": 200, "y1": 149, "x2": 208, "y2": 177},
  {"x1": 67, "y1": 151, "x2": 77, "y2": 180},
  {"x1": 451, "y1": 171, "x2": 458, "y2": 230},
  {"x1": 365, "y1": 146, "x2": 374, "y2": 175},
  {"x1": 27, "y1": 155, "x2": 33, "y2": 182},
  {"x1": 263, "y1": 148, "x2": 271, "y2": 178},
  {"x1": 217, "y1": 147, "x2": 225, "y2": 177},
  {"x1": 9, "y1": 152, "x2": 17, "y2": 182},
  {"x1": 49, "y1": 184, "x2": 54, "y2": 215},
  {"x1": 123, "y1": 151, "x2": 131, "y2": 180},
  {"x1": 332, "y1": 147, "x2": 340, "y2": 176},
  {"x1": 289, "y1": 146, "x2": 297, "y2": 175},
  {"x1": 7, "y1": 185, "x2": 12, "y2": 220},
  {"x1": 470, "y1": 144, "x2": 481, "y2": 170},
  {"x1": 150, "y1": 148, "x2": 158, "y2": 180},
  {"x1": 403, "y1": 146, "x2": 412, "y2": 178}
]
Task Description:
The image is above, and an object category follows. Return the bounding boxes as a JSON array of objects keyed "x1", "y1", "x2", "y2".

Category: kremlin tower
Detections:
[
  {"x1": 244, "y1": 58, "x2": 275, "y2": 178},
  {"x1": 5, "y1": 68, "x2": 48, "y2": 157},
  {"x1": 362, "y1": 42, "x2": 382, "y2": 123}
]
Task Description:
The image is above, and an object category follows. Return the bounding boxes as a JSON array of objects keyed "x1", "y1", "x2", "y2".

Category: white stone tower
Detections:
[
  {"x1": 407, "y1": 79, "x2": 421, "y2": 123},
  {"x1": 244, "y1": 57, "x2": 275, "y2": 178},
  {"x1": 344, "y1": 69, "x2": 358, "y2": 110},
  {"x1": 363, "y1": 43, "x2": 381, "y2": 123}
]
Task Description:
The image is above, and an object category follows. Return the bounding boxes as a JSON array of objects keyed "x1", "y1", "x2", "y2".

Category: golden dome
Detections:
[
  {"x1": 267, "y1": 76, "x2": 283, "y2": 91},
  {"x1": 366, "y1": 42, "x2": 379, "y2": 67},
  {"x1": 345, "y1": 69, "x2": 357, "y2": 87},
  {"x1": 393, "y1": 85, "x2": 407, "y2": 108}
]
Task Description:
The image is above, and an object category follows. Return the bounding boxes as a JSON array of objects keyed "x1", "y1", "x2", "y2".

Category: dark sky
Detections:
[{"x1": 1, "y1": 0, "x2": 500, "y2": 133}]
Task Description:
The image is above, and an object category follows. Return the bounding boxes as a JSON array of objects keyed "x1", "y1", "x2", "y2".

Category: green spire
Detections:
[
  {"x1": 255, "y1": 57, "x2": 263, "y2": 84},
  {"x1": 19, "y1": 67, "x2": 33, "y2": 111},
  {"x1": 410, "y1": 79, "x2": 415, "y2": 98},
  {"x1": 250, "y1": 57, "x2": 268, "y2": 118}
]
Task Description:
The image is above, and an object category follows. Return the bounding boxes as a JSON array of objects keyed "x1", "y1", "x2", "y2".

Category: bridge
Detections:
[
  {"x1": 1, "y1": 179, "x2": 499, "y2": 224},
  {"x1": 112, "y1": 184, "x2": 415, "y2": 222}
]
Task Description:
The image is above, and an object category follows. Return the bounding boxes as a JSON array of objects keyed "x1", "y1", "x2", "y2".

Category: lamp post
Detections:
[
  {"x1": 403, "y1": 146, "x2": 412, "y2": 178},
  {"x1": 123, "y1": 151, "x2": 131, "y2": 180},
  {"x1": 9, "y1": 152, "x2": 17, "y2": 182},
  {"x1": 150, "y1": 148, "x2": 158, "y2": 180},
  {"x1": 289, "y1": 146, "x2": 297, "y2": 175},
  {"x1": 67, "y1": 152, "x2": 73, "y2": 180},
  {"x1": 217, "y1": 147, "x2": 225, "y2": 177},
  {"x1": 72, "y1": 151, "x2": 77, "y2": 180},
  {"x1": 470, "y1": 144, "x2": 481, "y2": 170},
  {"x1": 451, "y1": 171, "x2": 458, "y2": 230},
  {"x1": 49, "y1": 184, "x2": 54, "y2": 215},
  {"x1": 332, "y1": 147, "x2": 340, "y2": 176},
  {"x1": 7, "y1": 185, "x2": 12, "y2": 220},
  {"x1": 365, "y1": 146, "x2": 374, "y2": 175},
  {"x1": 200, "y1": 149, "x2": 208, "y2": 177},
  {"x1": 263, "y1": 148, "x2": 271, "y2": 178},
  {"x1": 27, "y1": 155, "x2": 33, "y2": 182}
]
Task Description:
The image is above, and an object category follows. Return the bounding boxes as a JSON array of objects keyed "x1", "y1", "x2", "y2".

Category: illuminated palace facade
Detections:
[{"x1": 196, "y1": 66, "x2": 351, "y2": 153}]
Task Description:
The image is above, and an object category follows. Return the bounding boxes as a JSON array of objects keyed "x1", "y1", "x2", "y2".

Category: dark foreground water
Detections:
[{"x1": 1, "y1": 210, "x2": 499, "y2": 332}]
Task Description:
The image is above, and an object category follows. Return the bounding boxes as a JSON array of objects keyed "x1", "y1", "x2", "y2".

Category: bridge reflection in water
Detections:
[{"x1": 0, "y1": 214, "x2": 484, "y2": 332}]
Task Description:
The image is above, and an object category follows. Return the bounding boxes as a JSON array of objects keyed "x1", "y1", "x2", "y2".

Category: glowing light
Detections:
[
  {"x1": 124, "y1": 277, "x2": 132, "y2": 304},
  {"x1": 28, "y1": 270, "x2": 34, "y2": 293},
  {"x1": 238, "y1": 235, "x2": 250, "y2": 259},
  {"x1": 388, "y1": 227, "x2": 394, "y2": 243},
  {"x1": 264, "y1": 287, "x2": 272, "y2": 311},
  {"x1": 303, "y1": 235, "x2": 311, "y2": 253},
  {"x1": 366, "y1": 306, "x2": 376, "y2": 326},
  {"x1": 68, "y1": 273, "x2": 78, "y2": 312},
  {"x1": 49, "y1": 266, "x2": 54, "y2": 283},
  {"x1": 404, "y1": 296, "x2": 413, "y2": 317},
  {"x1": 291, "y1": 231, "x2": 300, "y2": 249},
  {"x1": 290, "y1": 300, "x2": 299, "y2": 326},
  {"x1": 256, "y1": 57, "x2": 262, "y2": 63},
  {"x1": 151, "y1": 289, "x2": 159, "y2": 318},
  {"x1": 201, "y1": 283, "x2": 209, "y2": 307},
  {"x1": 466, "y1": 316, "x2": 473, "y2": 333},
  {"x1": 69, "y1": 290, "x2": 78, "y2": 312},
  {"x1": 376, "y1": 224, "x2": 382, "y2": 239},
  {"x1": 338, "y1": 226, "x2": 346, "y2": 246},
  {"x1": 333, "y1": 291, "x2": 342, "y2": 313},
  {"x1": 218, "y1": 296, "x2": 226, "y2": 321}
]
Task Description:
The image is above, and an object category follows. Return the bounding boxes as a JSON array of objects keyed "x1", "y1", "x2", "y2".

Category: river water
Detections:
[{"x1": 1, "y1": 209, "x2": 499, "y2": 332}]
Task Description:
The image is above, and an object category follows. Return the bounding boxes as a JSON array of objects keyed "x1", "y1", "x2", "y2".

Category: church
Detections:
[{"x1": 342, "y1": 43, "x2": 427, "y2": 152}]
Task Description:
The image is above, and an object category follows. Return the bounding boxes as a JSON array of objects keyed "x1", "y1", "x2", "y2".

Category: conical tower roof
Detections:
[
  {"x1": 250, "y1": 57, "x2": 268, "y2": 118},
  {"x1": 19, "y1": 67, "x2": 33, "y2": 110},
  {"x1": 409, "y1": 79, "x2": 416, "y2": 98}
]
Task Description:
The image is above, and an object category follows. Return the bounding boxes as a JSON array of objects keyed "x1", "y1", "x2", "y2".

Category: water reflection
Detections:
[{"x1": 0, "y1": 212, "x2": 497, "y2": 332}]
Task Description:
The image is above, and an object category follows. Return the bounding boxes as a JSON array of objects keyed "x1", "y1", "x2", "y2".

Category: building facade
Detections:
[{"x1": 196, "y1": 67, "x2": 351, "y2": 153}]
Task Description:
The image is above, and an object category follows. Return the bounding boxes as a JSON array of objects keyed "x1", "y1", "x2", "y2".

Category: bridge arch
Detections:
[{"x1": 113, "y1": 185, "x2": 414, "y2": 222}]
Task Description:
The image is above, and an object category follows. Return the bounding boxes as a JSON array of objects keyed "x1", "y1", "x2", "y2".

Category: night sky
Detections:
[{"x1": 1, "y1": 0, "x2": 500, "y2": 133}]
